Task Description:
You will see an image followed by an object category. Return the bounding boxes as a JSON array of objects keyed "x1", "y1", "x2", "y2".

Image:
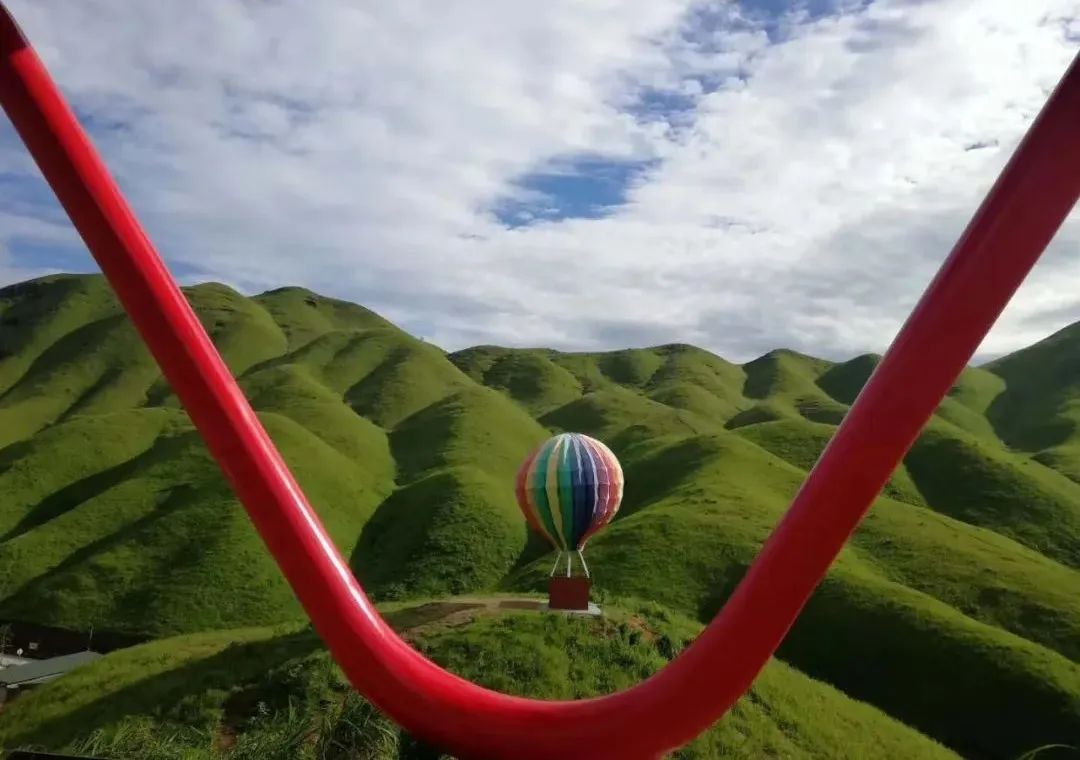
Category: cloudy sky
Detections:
[{"x1": 0, "y1": 0, "x2": 1077, "y2": 362}]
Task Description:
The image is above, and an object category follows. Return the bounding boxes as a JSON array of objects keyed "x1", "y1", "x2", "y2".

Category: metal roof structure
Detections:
[
  {"x1": 0, "y1": 651, "x2": 101, "y2": 688},
  {"x1": 0, "y1": 653, "x2": 31, "y2": 668}
]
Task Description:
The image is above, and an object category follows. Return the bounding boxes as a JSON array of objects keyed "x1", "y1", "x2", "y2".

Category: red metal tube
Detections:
[{"x1": 0, "y1": 6, "x2": 1077, "y2": 758}]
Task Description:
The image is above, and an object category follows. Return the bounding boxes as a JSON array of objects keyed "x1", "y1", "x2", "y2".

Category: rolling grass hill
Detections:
[
  {"x1": 0, "y1": 598, "x2": 959, "y2": 760},
  {"x1": 2, "y1": 273, "x2": 1080, "y2": 757}
]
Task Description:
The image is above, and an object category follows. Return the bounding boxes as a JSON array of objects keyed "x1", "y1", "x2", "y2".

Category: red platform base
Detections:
[{"x1": 548, "y1": 576, "x2": 591, "y2": 611}]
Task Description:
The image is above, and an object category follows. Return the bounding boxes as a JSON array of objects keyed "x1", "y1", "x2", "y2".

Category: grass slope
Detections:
[
  {"x1": 904, "y1": 421, "x2": 1080, "y2": 567},
  {"x1": 0, "y1": 412, "x2": 385, "y2": 636},
  {"x1": 0, "y1": 600, "x2": 957, "y2": 760},
  {"x1": 987, "y1": 321, "x2": 1080, "y2": 451},
  {"x1": 507, "y1": 430, "x2": 1080, "y2": 755},
  {"x1": 3, "y1": 274, "x2": 1080, "y2": 757}
]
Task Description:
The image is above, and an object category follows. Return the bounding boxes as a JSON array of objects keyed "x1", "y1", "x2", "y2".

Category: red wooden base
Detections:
[{"x1": 548, "y1": 576, "x2": 591, "y2": 611}]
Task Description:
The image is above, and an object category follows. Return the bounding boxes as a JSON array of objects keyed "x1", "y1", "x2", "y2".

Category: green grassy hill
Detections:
[
  {"x1": 0, "y1": 599, "x2": 959, "y2": 760},
  {"x1": 2, "y1": 273, "x2": 1080, "y2": 758}
]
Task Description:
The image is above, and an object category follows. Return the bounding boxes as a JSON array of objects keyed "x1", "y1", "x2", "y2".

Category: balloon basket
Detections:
[
  {"x1": 545, "y1": 550, "x2": 598, "y2": 613},
  {"x1": 547, "y1": 575, "x2": 593, "y2": 612}
]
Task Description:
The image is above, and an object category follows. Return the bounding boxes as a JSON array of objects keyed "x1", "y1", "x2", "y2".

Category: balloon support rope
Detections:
[{"x1": 577, "y1": 549, "x2": 590, "y2": 579}]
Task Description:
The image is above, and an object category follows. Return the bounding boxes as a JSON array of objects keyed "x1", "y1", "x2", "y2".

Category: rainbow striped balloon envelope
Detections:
[{"x1": 514, "y1": 432, "x2": 624, "y2": 551}]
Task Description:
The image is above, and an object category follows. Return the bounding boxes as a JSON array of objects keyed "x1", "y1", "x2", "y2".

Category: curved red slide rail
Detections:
[{"x1": 1, "y1": 6, "x2": 1078, "y2": 758}]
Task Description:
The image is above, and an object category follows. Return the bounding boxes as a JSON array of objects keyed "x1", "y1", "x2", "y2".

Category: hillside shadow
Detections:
[
  {"x1": 4, "y1": 627, "x2": 322, "y2": 751},
  {"x1": 0, "y1": 440, "x2": 32, "y2": 478},
  {"x1": 724, "y1": 403, "x2": 786, "y2": 430},
  {"x1": 385, "y1": 400, "x2": 458, "y2": 485},
  {"x1": 693, "y1": 561, "x2": 750, "y2": 622},
  {"x1": 986, "y1": 389, "x2": 1075, "y2": 452},
  {"x1": 740, "y1": 352, "x2": 787, "y2": 400},
  {"x1": 343, "y1": 345, "x2": 420, "y2": 423},
  {"x1": 6, "y1": 601, "x2": 486, "y2": 756},
  {"x1": 616, "y1": 437, "x2": 719, "y2": 519},
  {"x1": 0, "y1": 278, "x2": 112, "y2": 390},
  {"x1": 350, "y1": 486, "x2": 442, "y2": 597},
  {"x1": 0, "y1": 315, "x2": 130, "y2": 406},
  {"x1": 770, "y1": 575, "x2": 1080, "y2": 760},
  {"x1": 54, "y1": 365, "x2": 142, "y2": 425},
  {"x1": 0, "y1": 434, "x2": 194, "y2": 544},
  {"x1": 508, "y1": 530, "x2": 553, "y2": 574},
  {"x1": 815, "y1": 354, "x2": 880, "y2": 406},
  {"x1": 235, "y1": 327, "x2": 373, "y2": 383},
  {"x1": 0, "y1": 482, "x2": 199, "y2": 619}
]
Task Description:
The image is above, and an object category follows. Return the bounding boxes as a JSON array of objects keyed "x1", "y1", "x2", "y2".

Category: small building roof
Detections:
[{"x1": 0, "y1": 650, "x2": 101, "y2": 687}]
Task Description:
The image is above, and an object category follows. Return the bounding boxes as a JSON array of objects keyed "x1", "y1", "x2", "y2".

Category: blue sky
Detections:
[
  {"x1": 1, "y1": 0, "x2": 1078, "y2": 361},
  {"x1": 489, "y1": 1, "x2": 872, "y2": 229},
  {"x1": 492, "y1": 157, "x2": 659, "y2": 227}
]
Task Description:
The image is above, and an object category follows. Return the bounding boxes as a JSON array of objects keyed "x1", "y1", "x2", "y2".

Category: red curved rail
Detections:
[{"x1": 1, "y1": 6, "x2": 1078, "y2": 758}]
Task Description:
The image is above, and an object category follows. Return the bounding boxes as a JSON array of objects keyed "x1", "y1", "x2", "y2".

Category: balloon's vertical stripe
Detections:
[
  {"x1": 597, "y1": 438, "x2": 624, "y2": 521},
  {"x1": 570, "y1": 437, "x2": 593, "y2": 548},
  {"x1": 574, "y1": 436, "x2": 600, "y2": 548},
  {"x1": 515, "y1": 445, "x2": 554, "y2": 546},
  {"x1": 578, "y1": 439, "x2": 600, "y2": 549},
  {"x1": 581, "y1": 436, "x2": 623, "y2": 546},
  {"x1": 531, "y1": 438, "x2": 562, "y2": 549},
  {"x1": 545, "y1": 435, "x2": 568, "y2": 548},
  {"x1": 558, "y1": 435, "x2": 577, "y2": 547},
  {"x1": 594, "y1": 439, "x2": 612, "y2": 521}
]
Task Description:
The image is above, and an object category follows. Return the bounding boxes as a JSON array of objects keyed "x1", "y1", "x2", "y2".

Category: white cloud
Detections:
[{"x1": 1, "y1": 0, "x2": 1078, "y2": 363}]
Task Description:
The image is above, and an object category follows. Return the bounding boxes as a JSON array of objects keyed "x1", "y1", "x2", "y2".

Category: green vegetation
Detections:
[
  {"x1": 0, "y1": 600, "x2": 957, "y2": 759},
  {"x1": 987, "y1": 322, "x2": 1080, "y2": 451},
  {"x1": 3, "y1": 273, "x2": 1080, "y2": 758}
]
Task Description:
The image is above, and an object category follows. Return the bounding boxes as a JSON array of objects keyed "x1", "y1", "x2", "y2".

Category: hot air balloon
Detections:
[{"x1": 514, "y1": 432, "x2": 624, "y2": 578}]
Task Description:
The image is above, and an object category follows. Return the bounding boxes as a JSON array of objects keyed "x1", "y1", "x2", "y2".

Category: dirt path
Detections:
[{"x1": 385, "y1": 597, "x2": 545, "y2": 640}]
